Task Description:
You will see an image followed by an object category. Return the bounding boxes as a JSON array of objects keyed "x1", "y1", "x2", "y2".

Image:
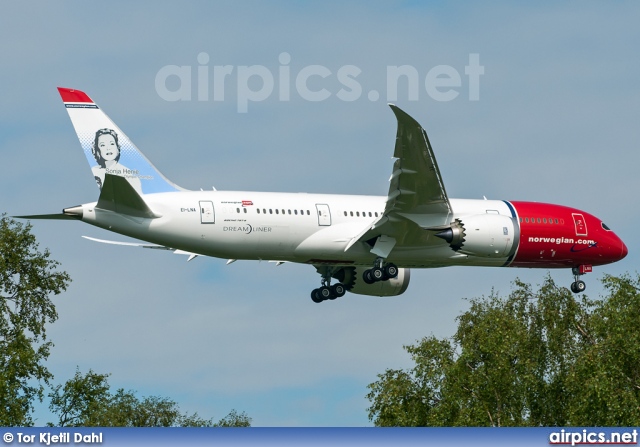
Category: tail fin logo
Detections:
[
  {"x1": 91, "y1": 128, "x2": 143, "y2": 192},
  {"x1": 58, "y1": 87, "x2": 183, "y2": 194}
]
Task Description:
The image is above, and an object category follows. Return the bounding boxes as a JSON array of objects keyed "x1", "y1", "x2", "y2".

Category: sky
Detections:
[{"x1": 1, "y1": 1, "x2": 639, "y2": 427}]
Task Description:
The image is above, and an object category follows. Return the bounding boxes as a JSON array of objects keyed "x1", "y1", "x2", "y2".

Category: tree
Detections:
[
  {"x1": 49, "y1": 369, "x2": 252, "y2": 427},
  {"x1": 212, "y1": 409, "x2": 252, "y2": 427},
  {"x1": 367, "y1": 274, "x2": 640, "y2": 426},
  {"x1": 565, "y1": 274, "x2": 640, "y2": 424},
  {"x1": 0, "y1": 216, "x2": 71, "y2": 425},
  {"x1": 0, "y1": 216, "x2": 249, "y2": 427},
  {"x1": 47, "y1": 369, "x2": 110, "y2": 427}
]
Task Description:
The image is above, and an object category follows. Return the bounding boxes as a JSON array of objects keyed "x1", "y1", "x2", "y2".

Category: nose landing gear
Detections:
[
  {"x1": 570, "y1": 265, "x2": 591, "y2": 294},
  {"x1": 570, "y1": 279, "x2": 586, "y2": 294}
]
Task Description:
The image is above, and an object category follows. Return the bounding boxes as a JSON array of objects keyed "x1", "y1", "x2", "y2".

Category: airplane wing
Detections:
[
  {"x1": 385, "y1": 105, "x2": 452, "y2": 221},
  {"x1": 345, "y1": 105, "x2": 453, "y2": 257}
]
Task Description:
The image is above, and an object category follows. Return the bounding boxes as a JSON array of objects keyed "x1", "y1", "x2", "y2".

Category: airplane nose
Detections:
[{"x1": 620, "y1": 239, "x2": 628, "y2": 260}]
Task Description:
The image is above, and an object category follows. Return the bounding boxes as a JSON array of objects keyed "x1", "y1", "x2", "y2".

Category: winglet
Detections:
[{"x1": 96, "y1": 174, "x2": 160, "y2": 218}]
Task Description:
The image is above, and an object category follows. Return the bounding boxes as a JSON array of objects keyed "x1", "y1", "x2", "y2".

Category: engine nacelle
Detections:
[
  {"x1": 437, "y1": 214, "x2": 516, "y2": 258},
  {"x1": 333, "y1": 266, "x2": 410, "y2": 297}
]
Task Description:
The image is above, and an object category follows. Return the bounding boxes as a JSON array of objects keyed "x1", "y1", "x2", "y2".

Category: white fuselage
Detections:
[{"x1": 78, "y1": 190, "x2": 517, "y2": 268}]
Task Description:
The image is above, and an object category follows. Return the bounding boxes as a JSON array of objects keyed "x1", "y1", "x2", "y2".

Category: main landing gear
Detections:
[
  {"x1": 363, "y1": 258, "x2": 398, "y2": 284},
  {"x1": 311, "y1": 268, "x2": 346, "y2": 303},
  {"x1": 311, "y1": 283, "x2": 346, "y2": 303},
  {"x1": 570, "y1": 265, "x2": 591, "y2": 294},
  {"x1": 309, "y1": 259, "x2": 399, "y2": 303}
]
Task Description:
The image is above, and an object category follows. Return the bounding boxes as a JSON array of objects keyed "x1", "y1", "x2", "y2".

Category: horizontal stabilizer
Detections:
[
  {"x1": 13, "y1": 213, "x2": 80, "y2": 220},
  {"x1": 97, "y1": 174, "x2": 159, "y2": 218}
]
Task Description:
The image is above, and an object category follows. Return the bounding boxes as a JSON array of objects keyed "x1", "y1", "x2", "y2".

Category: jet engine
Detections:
[
  {"x1": 436, "y1": 214, "x2": 516, "y2": 258},
  {"x1": 333, "y1": 266, "x2": 410, "y2": 297}
]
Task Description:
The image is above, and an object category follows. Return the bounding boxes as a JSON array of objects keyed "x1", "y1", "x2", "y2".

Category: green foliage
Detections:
[
  {"x1": 47, "y1": 369, "x2": 110, "y2": 427},
  {"x1": 0, "y1": 216, "x2": 249, "y2": 427},
  {"x1": 49, "y1": 369, "x2": 251, "y2": 427},
  {"x1": 565, "y1": 274, "x2": 640, "y2": 425},
  {"x1": 0, "y1": 216, "x2": 71, "y2": 425},
  {"x1": 367, "y1": 274, "x2": 640, "y2": 426},
  {"x1": 212, "y1": 409, "x2": 252, "y2": 427}
]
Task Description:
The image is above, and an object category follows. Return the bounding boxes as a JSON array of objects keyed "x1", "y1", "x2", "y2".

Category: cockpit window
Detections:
[{"x1": 601, "y1": 222, "x2": 611, "y2": 231}]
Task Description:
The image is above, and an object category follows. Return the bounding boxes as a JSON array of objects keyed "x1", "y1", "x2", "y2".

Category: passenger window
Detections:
[
  {"x1": 257, "y1": 209, "x2": 261, "y2": 214},
  {"x1": 537, "y1": 218, "x2": 541, "y2": 223},
  {"x1": 307, "y1": 210, "x2": 310, "y2": 215},
  {"x1": 276, "y1": 209, "x2": 279, "y2": 214},
  {"x1": 269, "y1": 209, "x2": 273, "y2": 214},
  {"x1": 543, "y1": 218, "x2": 547, "y2": 223},
  {"x1": 555, "y1": 219, "x2": 559, "y2": 224},
  {"x1": 288, "y1": 210, "x2": 291, "y2": 215},
  {"x1": 244, "y1": 208, "x2": 247, "y2": 213},
  {"x1": 375, "y1": 212, "x2": 379, "y2": 217},
  {"x1": 356, "y1": 212, "x2": 360, "y2": 217},
  {"x1": 295, "y1": 210, "x2": 298, "y2": 215},
  {"x1": 350, "y1": 211, "x2": 353, "y2": 217},
  {"x1": 344, "y1": 211, "x2": 347, "y2": 216},
  {"x1": 369, "y1": 212, "x2": 372, "y2": 217}
]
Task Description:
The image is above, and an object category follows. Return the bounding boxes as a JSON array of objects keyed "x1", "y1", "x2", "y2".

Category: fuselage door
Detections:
[
  {"x1": 200, "y1": 201, "x2": 215, "y2": 224},
  {"x1": 316, "y1": 204, "x2": 331, "y2": 226},
  {"x1": 572, "y1": 213, "x2": 587, "y2": 236}
]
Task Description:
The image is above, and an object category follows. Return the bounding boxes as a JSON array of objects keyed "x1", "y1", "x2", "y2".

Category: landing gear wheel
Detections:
[
  {"x1": 570, "y1": 266, "x2": 590, "y2": 294},
  {"x1": 363, "y1": 269, "x2": 376, "y2": 284},
  {"x1": 319, "y1": 286, "x2": 333, "y2": 300},
  {"x1": 372, "y1": 267, "x2": 385, "y2": 282},
  {"x1": 331, "y1": 283, "x2": 346, "y2": 298},
  {"x1": 311, "y1": 289, "x2": 323, "y2": 303},
  {"x1": 384, "y1": 263, "x2": 398, "y2": 279},
  {"x1": 570, "y1": 280, "x2": 586, "y2": 294}
]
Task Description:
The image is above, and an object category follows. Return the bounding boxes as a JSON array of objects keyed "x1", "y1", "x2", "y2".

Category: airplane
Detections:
[{"x1": 17, "y1": 87, "x2": 628, "y2": 303}]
